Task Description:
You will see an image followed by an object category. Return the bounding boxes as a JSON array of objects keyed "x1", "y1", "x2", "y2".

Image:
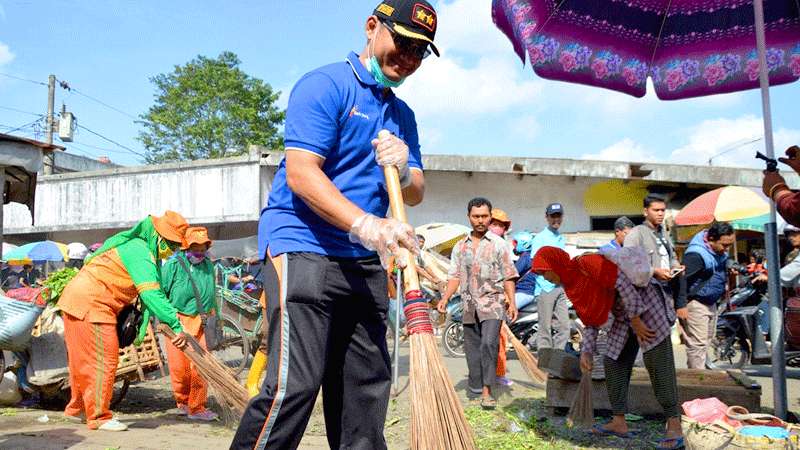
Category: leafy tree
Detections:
[{"x1": 138, "y1": 51, "x2": 284, "y2": 163}]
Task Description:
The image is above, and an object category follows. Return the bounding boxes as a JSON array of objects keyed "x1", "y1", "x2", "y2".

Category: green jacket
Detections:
[{"x1": 162, "y1": 252, "x2": 218, "y2": 316}]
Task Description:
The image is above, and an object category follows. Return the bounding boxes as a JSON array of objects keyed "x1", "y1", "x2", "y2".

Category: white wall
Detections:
[{"x1": 408, "y1": 171, "x2": 599, "y2": 233}]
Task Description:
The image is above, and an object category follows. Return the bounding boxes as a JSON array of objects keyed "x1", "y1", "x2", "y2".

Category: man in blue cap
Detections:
[
  {"x1": 530, "y1": 203, "x2": 571, "y2": 353},
  {"x1": 231, "y1": 1, "x2": 439, "y2": 449}
]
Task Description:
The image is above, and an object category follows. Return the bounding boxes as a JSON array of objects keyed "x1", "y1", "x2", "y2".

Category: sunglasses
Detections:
[{"x1": 382, "y1": 20, "x2": 431, "y2": 60}]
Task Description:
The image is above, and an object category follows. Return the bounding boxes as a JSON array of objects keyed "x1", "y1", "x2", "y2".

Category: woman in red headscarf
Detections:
[{"x1": 532, "y1": 246, "x2": 683, "y2": 450}]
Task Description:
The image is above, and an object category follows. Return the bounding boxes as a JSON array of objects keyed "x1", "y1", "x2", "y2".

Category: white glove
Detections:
[
  {"x1": 372, "y1": 130, "x2": 411, "y2": 187},
  {"x1": 348, "y1": 213, "x2": 419, "y2": 268}
]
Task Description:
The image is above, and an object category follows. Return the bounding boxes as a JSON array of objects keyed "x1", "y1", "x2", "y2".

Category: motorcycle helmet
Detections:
[{"x1": 513, "y1": 231, "x2": 534, "y2": 253}]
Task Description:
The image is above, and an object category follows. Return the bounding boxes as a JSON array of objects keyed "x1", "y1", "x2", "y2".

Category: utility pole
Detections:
[{"x1": 44, "y1": 74, "x2": 55, "y2": 175}]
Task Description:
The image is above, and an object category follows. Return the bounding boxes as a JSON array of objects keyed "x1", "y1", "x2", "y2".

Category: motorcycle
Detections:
[
  {"x1": 441, "y1": 296, "x2": 582, "y2": 358},
  {"x1": 709, "y1": 270, "x2": 800, "y2": 369}
]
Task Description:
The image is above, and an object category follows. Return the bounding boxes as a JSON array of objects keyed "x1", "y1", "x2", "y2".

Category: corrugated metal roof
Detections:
[{"x1": 0, "y1": 133, "x2": 65, "y2": 151}]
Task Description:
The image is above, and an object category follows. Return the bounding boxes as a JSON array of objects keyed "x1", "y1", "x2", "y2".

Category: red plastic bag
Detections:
[
  {"x1": 682, "y1": 397, "x2": 741, "y2": 428},
  {"x1": 4, "y1": 287, "x2": 47, "y2": 307}
]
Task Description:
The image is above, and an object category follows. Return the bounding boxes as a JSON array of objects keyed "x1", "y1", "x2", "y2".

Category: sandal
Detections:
[
  {"x1": 655, "y1": 436, "x2": 685, "y2": 450},
  {"x1": 480, "y1": 396, "x2": 496, "y2": 410},
  {"x1": 590, "y1": 423, "x2": 637, "y2": 438}
]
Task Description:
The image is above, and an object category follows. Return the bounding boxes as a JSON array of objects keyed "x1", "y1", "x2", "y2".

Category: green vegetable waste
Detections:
[{"x1": 41, "y1": 267, "x2": 79, "y2": 305}]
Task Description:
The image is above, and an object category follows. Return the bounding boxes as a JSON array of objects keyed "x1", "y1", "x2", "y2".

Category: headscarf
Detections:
[
  {"x1": 598, "y1": 246, "x2": 652, "y2": 288},
  {"x1": 532, "y1": 246, "x2": 618, "y2": 327},
  {"x1": 86, "y1": 211, "x2": 187, "y2": 265}
]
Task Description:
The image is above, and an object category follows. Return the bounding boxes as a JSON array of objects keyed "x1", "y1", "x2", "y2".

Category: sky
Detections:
[{"x1": 1, "y1": 0, "x2": 799, "y2": 168}]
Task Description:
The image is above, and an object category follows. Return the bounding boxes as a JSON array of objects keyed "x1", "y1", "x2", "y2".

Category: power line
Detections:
[
  {"x1": 0, "y1": 105, "x2": 42, "y2": 116},
  {"x1": 0, "y1": 116, "x2": 45, "y2": 134},
  {"x1": 57, "y1": 78, "x2": 140, "y2": 121},
  {"x1": 70, "y1": 140, "x2": 139, "y2": 156},
  {"x1": 76, "y1": 124, "x2": 146, "y2": 158},
  {"x1": 0, "y1": 72, "x2": 48, "y2": 86}
]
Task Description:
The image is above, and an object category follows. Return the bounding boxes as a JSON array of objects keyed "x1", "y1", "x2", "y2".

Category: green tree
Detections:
[{"x1": 138, "y1": 51, "x2": 284, "y2": 163}]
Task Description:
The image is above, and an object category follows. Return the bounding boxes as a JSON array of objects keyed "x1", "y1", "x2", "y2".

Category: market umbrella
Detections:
[
  {"x1": 675, "y1": 186, "x2": 770, "y2": 225},
  {"x1": 415, "y1": 223, "x2": 471, "y2": 253},
  {"x1": 3, "y1": 242, "x2": 17, "y2": 261},
  {"x1": 4, "y1": 241, "x2": 69, "y2": 265},
  {"x1": 493, "y1": 0, "x2": 800, "y2": 417}
]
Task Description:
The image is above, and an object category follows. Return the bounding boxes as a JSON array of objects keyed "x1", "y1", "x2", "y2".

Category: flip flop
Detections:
[
  {"x1": 480, "y1": 396, "x2": 497, "y2": 410},
  {"x1": 655, "y1": 436, "x2": 685, "y2": 450},
  {"x1": 590, "y1": 423, "x2": 637, "y2": 438}
]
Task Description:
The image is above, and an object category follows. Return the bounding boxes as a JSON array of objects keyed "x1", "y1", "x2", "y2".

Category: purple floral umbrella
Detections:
[
  {"x1": 492, "y1": 0, "x2": 800, "y2": 99},
  {"x1": 492, "y1": 0, "x2": 800, "y2": 418}
]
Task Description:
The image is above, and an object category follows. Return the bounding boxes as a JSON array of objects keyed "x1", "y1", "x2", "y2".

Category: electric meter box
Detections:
[{"x1": 58, "y1": 112, "x2": 76, "y2": 142}]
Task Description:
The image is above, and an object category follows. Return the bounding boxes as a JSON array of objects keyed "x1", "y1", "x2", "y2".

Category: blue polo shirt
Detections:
[
  {"x1": 258, "y1": 52, "x2": 423, "y2": 259},
  {"x1": 530, "y1": 227, "x2": 565, "y2": 295}
]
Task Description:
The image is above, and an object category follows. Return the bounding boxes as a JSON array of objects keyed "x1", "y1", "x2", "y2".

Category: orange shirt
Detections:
[{"x1": 59, "y1": 248, "x2": 151, "y2": 324}]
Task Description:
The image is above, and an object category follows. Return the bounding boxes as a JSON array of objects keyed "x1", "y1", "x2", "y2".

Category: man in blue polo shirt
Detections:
[
  {"x1": 232, "y1": 1, "x2": 439, "y2": 449},
  {"x1": 530, "y1": 203, "x2": 572, "y2": 354}
]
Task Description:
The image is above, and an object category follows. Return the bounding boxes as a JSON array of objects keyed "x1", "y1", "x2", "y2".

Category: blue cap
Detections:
[{"x1": 545, "y1": 203, "x2": 563, "y2": 216}]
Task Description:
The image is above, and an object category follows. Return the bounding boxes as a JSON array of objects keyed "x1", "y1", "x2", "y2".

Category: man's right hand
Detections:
[
  {"x1": 778, "y1": 145, "x2": 800, "y2": 175},
  {"x1": 653, "y1": 268, "x2": 672, "y2": 281},
  {"x1": 348, "y1": 213, "x2": 419, "y2": 269},
  {"x1": 437, "y1": 298, "x2": 448, "y2": 314},
  {"x1": 580, "y1": 352, "x2": 593, "y2": 374}
]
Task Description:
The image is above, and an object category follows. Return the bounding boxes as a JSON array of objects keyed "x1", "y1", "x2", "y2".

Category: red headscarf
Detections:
[{"x1": 532, "y1": 246, "x2": 618, "y2": 327}]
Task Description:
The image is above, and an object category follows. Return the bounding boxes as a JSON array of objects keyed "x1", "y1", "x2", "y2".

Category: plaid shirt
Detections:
[
  {"x1": 448, "y1": 232, "x2": 518, "y2": 324},
  {"x1": 582, "y1": 271, "x2": 675, "y2": 361}
]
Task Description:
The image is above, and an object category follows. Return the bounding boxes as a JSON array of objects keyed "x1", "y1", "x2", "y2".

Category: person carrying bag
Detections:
[{"x1": 161, "y1": 226, "x2": 220, "y2": 421}]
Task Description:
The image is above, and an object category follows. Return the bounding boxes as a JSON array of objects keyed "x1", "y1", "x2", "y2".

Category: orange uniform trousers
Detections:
[
  {"x1": 496, "y1": 326, "x2": 508, "y2": 377},
  {"x1": 165, "y1": 313, "x2": 208, "y2": 414},
  {"x1": 63, "y1": 312, "x2": 119, "y2": 429}
]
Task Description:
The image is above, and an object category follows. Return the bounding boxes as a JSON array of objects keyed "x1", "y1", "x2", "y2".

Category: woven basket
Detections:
[{"x1": 683, "y1": 417, "x2": 800, "y2": 450}]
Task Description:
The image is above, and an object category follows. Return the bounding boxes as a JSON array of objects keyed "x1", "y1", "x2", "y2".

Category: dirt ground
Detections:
[{"x1": 2, "y1": 340, "x2": 800, "y2": 449}]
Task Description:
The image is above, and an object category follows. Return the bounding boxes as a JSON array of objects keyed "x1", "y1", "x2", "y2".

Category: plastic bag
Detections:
[{"x1": 682, "y1": 397, "x2": 741, "y2": 428}]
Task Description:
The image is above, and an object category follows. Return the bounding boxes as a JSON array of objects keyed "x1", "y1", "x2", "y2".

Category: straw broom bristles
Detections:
[
  {"x1": 567, "y1": 370, "x2": 594, "y2": 428},
  {"x1": 502, "y1": 323, "x2": 547, "y2": 384},
  {"x1": 158, "y1": 325, "x2": 249, "y2": 418},
  {"x1": 381, "y1": 152, "x2": 475, "y2": 450}
]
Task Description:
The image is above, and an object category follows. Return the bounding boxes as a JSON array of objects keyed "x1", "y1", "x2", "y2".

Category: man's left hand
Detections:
[
  {"x1": 507, "y1": 303, "x2": 518, "y2": 323},
  {"x1": 372, "y1": 131, "x2": 410, "y2": 186}
]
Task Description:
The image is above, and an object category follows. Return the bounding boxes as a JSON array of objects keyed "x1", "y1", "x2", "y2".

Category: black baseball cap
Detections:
[
  {"x1": 374, "y1": 0, "x2": 440, "y2": 57},
  {"x1": 545, "y1": 203, "x2": 564, "y2": 216}
]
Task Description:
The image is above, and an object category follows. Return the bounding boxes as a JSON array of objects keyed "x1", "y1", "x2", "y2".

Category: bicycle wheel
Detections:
[{"x1": 210, "y1": 314, "x2": 250, "y2": 377}]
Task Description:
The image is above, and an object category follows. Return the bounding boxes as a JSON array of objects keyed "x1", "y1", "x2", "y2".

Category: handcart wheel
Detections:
[
  {"x1": 210, "y1": 314, "x2": 250, "y2": 377},
  {"x1": 110, "y1": 378, "x2": 131, "y2": 409}
]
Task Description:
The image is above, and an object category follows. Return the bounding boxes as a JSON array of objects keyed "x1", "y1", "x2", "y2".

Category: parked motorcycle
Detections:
[
  {"x1": 709, "y1": 270, "x2": 800, "y2": 369},
  {"x1": 441, "y1": 297, "x2": 582, "y2": 358}
]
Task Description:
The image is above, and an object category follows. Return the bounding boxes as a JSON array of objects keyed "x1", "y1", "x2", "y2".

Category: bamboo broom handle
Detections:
[{"x1": 380, "y1": 130, "x2": 421, "y2": 294}]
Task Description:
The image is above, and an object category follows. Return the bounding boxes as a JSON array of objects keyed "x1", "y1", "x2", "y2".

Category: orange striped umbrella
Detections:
[{"x1": 675, "y1": 186, "x2": 768, "y2": 226}]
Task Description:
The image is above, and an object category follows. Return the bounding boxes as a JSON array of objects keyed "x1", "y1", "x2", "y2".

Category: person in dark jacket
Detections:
[{"x1": 680, "y1": 221, "x2": 735, "y2": 369}]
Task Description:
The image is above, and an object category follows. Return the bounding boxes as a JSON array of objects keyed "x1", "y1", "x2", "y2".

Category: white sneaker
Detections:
[
  {"x1": 98, "y1": 418, "x2": 128, "y2": 431},
  {"x1": 188, "y1": 409, "x2": 219, "y2": 421}
]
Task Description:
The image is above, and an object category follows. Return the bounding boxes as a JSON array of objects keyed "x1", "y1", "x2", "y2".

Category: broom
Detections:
[
  {"x1": 501, "y1": 322, "x2": 547, "y2": 384},
  {"x1": 158, "y1": 324, "x2": 249, "y2": 419},
  {"x1": 566, "y1": 370, "x2": 594, "y2": 429},
  {"x1": 381, "y1": 131, "x2": 475, "y2": 450}
]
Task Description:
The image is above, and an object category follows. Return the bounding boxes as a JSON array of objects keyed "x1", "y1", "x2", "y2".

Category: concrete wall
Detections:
[
  {"x1": 407, "y1": 171, "x2": 598, "y2": 233},
  {"x1": 4, "y1": 154, "x2": 262, "y2": 239},
  {"x1": 52, "y1": 151, "x2": 119, "y2": 173}
]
